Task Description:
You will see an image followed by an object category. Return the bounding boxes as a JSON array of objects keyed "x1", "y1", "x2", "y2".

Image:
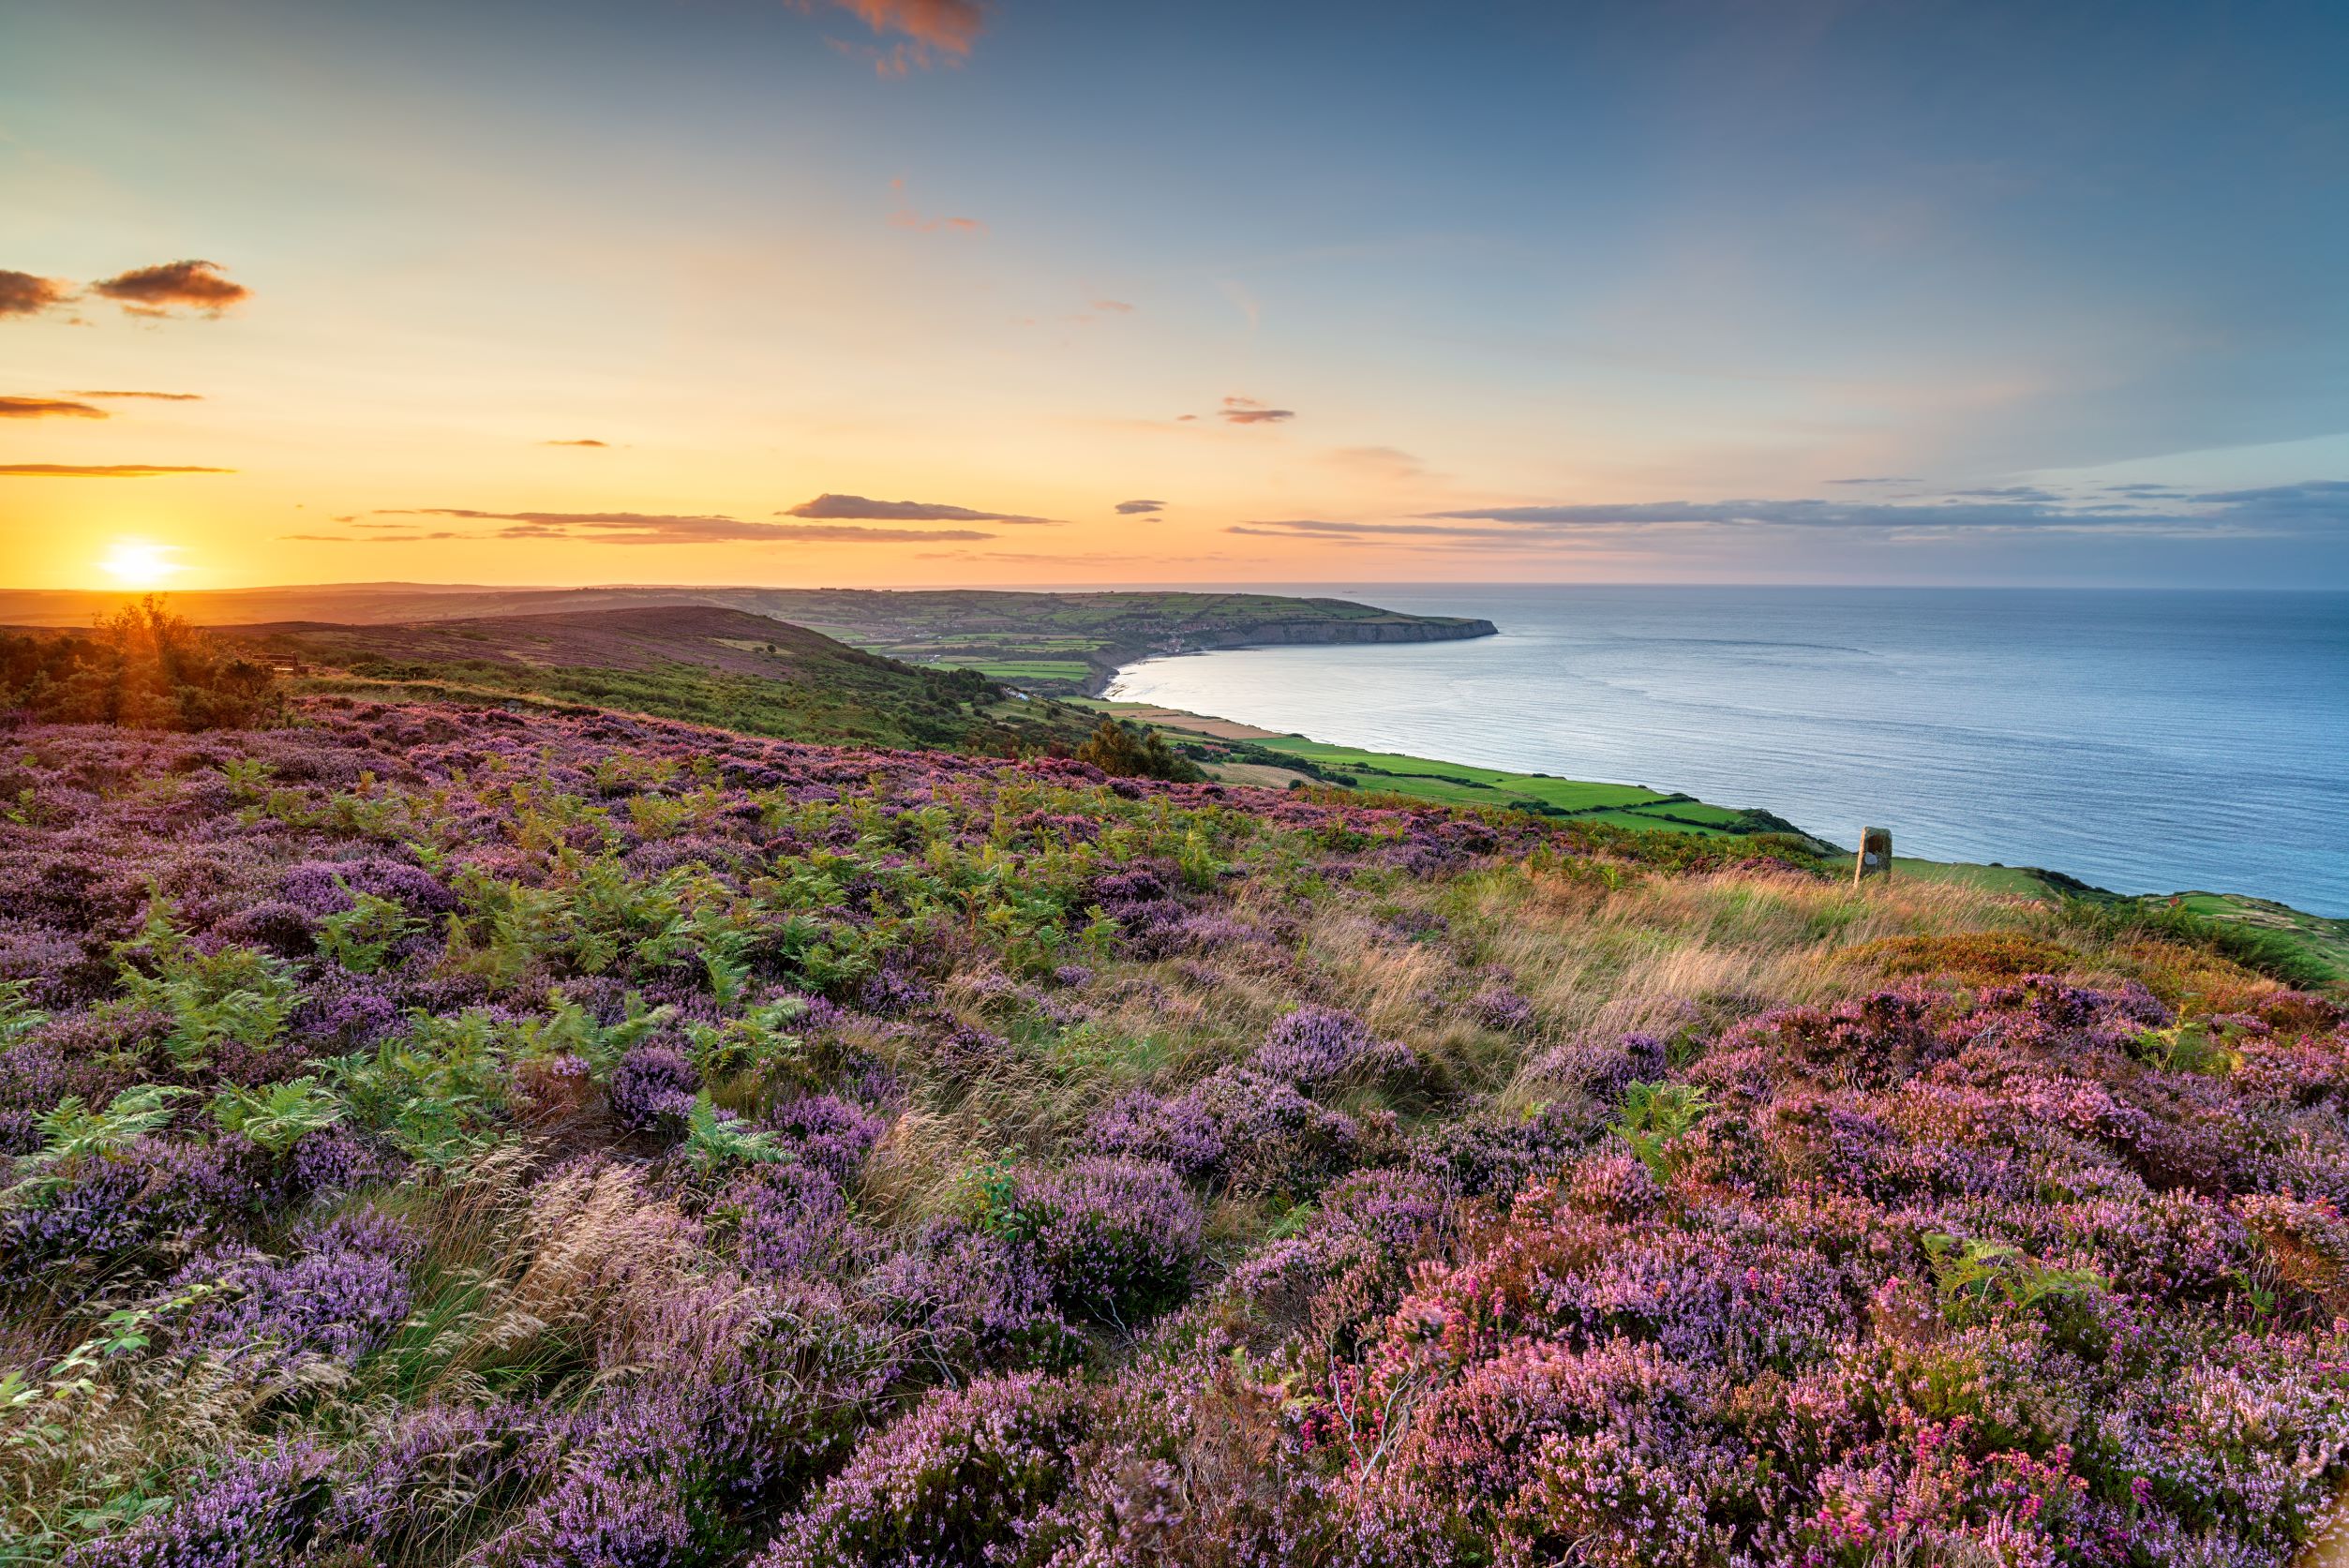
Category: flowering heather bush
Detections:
[
  {"x1": 175, "y1": 1208, "x2": 419, "y2": 1367},
  {"x1": 759, "y1": 1373, "x2": 1089, "y2": 1568},
  {"x1": 860, "y1": 1219, "x2": 1078, "y2": 1381},
  {"x1": 5, "y1": 697, "x2": 2345, "y2": 1568},
  {"x1": 1005, "y1": 1157, "x2": 1202, "y2": 1325},
  {"x1": 726, "y1": 1161, "x2": 847, "y2": 1278},
  {"x1": 61, "y1": 1441, "x2": 332, "y2": 1568},
  {"x1": 607, "y1": 1044, "x2": 700, "y2": 1129},
  {"x1": 1251, "y1": 1005, "x2": 1419, "y2": 1091},
  {"x1": 1467, "y1": 982, "x2": 1537, "y2": 1034},
  {"x1": 765, "y1": 1094, "x2": 886, "y2": 1186}
]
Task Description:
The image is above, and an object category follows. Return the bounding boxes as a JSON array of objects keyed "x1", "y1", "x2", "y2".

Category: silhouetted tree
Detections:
[{"x1": 0, "y1": 596, "x2": 276, "y2": 729}]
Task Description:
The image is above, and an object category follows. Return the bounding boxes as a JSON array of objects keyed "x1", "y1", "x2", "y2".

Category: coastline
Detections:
[{"x1": 1092, "y1": 652, "x2": 2349, "y2": 983}]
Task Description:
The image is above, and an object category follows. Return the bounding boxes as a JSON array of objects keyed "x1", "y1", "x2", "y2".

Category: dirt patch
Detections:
[{"x1": 1109, "y1": 704, "x2": 1287, "y2": 740}]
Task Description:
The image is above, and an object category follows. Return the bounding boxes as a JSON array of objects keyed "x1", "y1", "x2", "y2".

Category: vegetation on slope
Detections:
[
  {"x1": 0, "y1": 587, "x2": 1496, "y2": 696},
  {"x1": 227, "y1": 605, "x2": 1103, "y2": 754},
  {"x1": 0, "y1": 693, "x2": 2344, "y2": 1568},
  {"x1": 0, "y1": 598, "x2": 277, "y2": 731}
]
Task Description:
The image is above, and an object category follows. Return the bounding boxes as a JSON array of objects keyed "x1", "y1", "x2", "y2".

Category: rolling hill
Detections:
[{"x1": 226, "y1": 604, "x2": 1102, "y2": 753}]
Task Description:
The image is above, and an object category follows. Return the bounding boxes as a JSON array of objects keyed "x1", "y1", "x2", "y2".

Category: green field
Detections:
[{"x1": 934, "y1": 658, "x2": 1096, "y2": 684}]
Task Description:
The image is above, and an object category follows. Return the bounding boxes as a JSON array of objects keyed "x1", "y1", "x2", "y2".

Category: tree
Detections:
[
  {"x1": 1073, "y1": 718, "x2": 1204, "y2": 782},
  {"x1": 0, "y1": 596, "x2": 276, "y2": 730}
]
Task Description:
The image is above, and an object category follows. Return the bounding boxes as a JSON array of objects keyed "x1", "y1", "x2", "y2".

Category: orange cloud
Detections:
[
  {"x1": 0, "y1": 463, "x2": 233, "y2": 477},
  {"x1": 542, "y1": 439, "x2": 608, "y2": 447},
  {"x1": 785, "y1": 492, "x2": 1055, "y2": 523},
  {"x1": 387, "y1": 507, "x2": 993, "y2": 544},
  {"x1": 91, "y1": 260, "x2": 250, "y2": 318},
  {"x1": 887, "y1": 178, "x2": 986, "y2": 233},
  {"x1": 68, "y1": 389, "x2": 203, "y2": 400},
  {"x1": 1220, "y1": 396, "x2": 1295, "y2": 426},
  {"x1": 809, "y1": 0, "x2": 984, "y2": 71},
  {"x1": 0, "y1": 396, "x2": 106, "y2": 420},
  {"x1": 0, "y1": 270, "x2": 73, "y2": 319}
]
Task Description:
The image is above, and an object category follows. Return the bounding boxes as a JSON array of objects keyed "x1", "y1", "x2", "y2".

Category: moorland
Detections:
[
  {"x1": 1, "y1": 597, "x2": 2347, "y2": 1568},
  {"x1": 0, "y1": 586, "x2": 1498, "y2": 696}
]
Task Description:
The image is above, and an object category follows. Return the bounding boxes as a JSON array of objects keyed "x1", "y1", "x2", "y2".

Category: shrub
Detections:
[
  {"x1": 62, "y1": 1441, "x2": 331, "y2": 1568},
  {"x1": 607, "y1": 1045, "x2": 700, "y2": 1129},
  {"x1": 759, "y1": 1374, "x2": 1089, "y2": 1568},
  {"x1": 1002, "y1": 1157, "x2": 1202, "y2": 1326}
]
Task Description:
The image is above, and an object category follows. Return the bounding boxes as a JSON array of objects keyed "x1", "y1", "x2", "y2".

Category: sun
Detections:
[{"x1": 97, "y1": 540, "x2": 186, "y2": 590}]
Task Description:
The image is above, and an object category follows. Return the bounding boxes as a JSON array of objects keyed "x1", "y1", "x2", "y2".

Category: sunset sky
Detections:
[{"x1": 4, "y1": 0, "x2": 2347, "y2": 590}]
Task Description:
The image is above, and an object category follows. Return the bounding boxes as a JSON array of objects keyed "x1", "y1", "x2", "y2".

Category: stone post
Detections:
[{"x1": 1854, "y1": 827, "x2": 1892, "y2": 887}]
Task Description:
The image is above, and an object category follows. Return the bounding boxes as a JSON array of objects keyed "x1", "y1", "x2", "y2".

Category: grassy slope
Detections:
[
  {"x1": 0, "y1": 585, "x2": 1493, "y2": 695},
  {"x1": 230, "y1": 605, "x2": 1102, "y2": 753},
  {"x1": 1087, "y1": 700, "x2": 2349, "y2": 982}
]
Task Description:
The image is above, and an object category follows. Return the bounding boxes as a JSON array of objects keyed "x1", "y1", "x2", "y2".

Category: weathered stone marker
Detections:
[{"x1": 1854, "y1": 827, "x2": 1893, "y2": 887}]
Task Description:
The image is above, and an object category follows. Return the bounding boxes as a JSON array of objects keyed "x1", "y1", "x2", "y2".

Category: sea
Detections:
[{"x1": 1105, "y1": 587, "x2": 2349, "y2": 918}]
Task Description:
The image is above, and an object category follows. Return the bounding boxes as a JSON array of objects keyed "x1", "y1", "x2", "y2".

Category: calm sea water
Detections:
[{"x1": 1107, "y1": 588, "x2": 2349, "y2": 916}]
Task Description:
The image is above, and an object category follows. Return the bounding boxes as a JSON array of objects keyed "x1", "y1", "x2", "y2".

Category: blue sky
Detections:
[{"x1": 3, "y1": 0, "x2": 2346, "y2": 587}]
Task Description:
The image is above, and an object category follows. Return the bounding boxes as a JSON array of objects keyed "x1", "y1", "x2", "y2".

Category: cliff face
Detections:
[{"x1": 1086, "y1": 615, "x2": 1498, "y2": 691}]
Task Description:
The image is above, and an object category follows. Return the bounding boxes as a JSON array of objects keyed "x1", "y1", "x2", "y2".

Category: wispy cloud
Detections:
[
  {"x1": 1223, "y1": 484, "x2": 2349, "y2": 551},
  {"x1": 383, "y1": 507, "x2": 993, "y2": 544},
  {"x1": 784, "y1": 492, "x2": 1055, "y2": 523},
  {"x1": 0, "y1": 271, "x2": 74, "y2": 319},
  {"x1": 68, "y1": 389, "x2": 203, "y2": 401},
  {"x1": 90, "y1": 260, "x2": 250, "y2": 318},
  {"x1": 808, "y1": 0, "x2": 984, "y2": 71},
  {"x1": 1091, "y1": 299, "x2": 1136, "y2": 314},
  {"x1": 284, "y1": 530, "x2": 466, "y2": 542},
  {"x1": 888, "y1": 177, "x2": 985, "y2": 233},
  {"x1": 541, "y1": 439, "x2": 607, "y2": 447},
  {"x1": 1824, "y1": 476, "x2": 1921, "y2": 485},
  {"x1": 1219, "y1": 396, "x2": 1294, "y2": 426},
  {"x1": 0, "y1": 396, "x2": 106, "y2": 420},
  {"x1": 1324, "y1": 444, "x2": 1429, "y2": 483},
  {"x1": 1114, "y1": 499, "x2": 1166, "y2": 515},
  {"x1": 0, "y1": 463, "x2": 232, "y2": 477}
]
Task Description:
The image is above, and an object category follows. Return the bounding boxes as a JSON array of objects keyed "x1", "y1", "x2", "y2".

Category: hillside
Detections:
[
  {"x1": 223, "y1": 604, "x2": 1102, "y2": 753},
  {"x1": 0, "y1": 585, "x2": 1497, "y2": 694},
  {"x1": 3, "y1": 691, "x2": 2345, "y2": 1568}
]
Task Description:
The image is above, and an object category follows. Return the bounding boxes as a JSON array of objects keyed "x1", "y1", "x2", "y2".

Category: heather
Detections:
[{"x1": 3, "y1": 694, "x2": 2347, "y2": 1567}]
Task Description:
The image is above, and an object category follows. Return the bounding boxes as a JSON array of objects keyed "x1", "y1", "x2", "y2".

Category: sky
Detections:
[{"x1": 3, "y1": 0, "x2": 2347, "y2": 590}]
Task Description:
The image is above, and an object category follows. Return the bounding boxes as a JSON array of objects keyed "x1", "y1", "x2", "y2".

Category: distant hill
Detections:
[
  {"x1": 0, "y1": 584, "x2": 1497, "y2": 694},
  {"x1": 225, "y1": 604, "x2": 1101, "y2": 753}
]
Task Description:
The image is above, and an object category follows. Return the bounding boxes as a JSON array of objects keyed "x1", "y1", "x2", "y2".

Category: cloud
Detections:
[
  {"x1": 1325, "y1": 444, "x2": 1430, "y2": 484},
  {"x1": 0, "y1": 396, "x2": 106, "y2": 420},
  {"x1": 1947, "y1": 485, "x2": 2063, "y2": 502},
  {"x1": 284, "y1": 530, "x2": 466, "y2": 542},
  {"x1": 1091, "y1": 299, "x2": 1135, "y2": 313},
  {"x1": 2187, "y1": 480, "x2": 2349, "y2": 527},
  {"x1": 783, "y1": 492, "x2": 1055, "y2": 524},
  {"x1": 387, "y1": 507, "x2": 994, "y2": 545},
  {"x1": 807, "y1": 0, "x2": 984, "y2": 69},
  {"x1": 67, "y1": 389, "x2": 203, "y2": 400},
  {"x1": 1824, "y1": 476, "x2": 1922, "y2": 485},
  {"x1": 0, "y1": 271, "x2": 73, "y2": 319},
  {"x1": 1220, "y1": 396, "x2": 1295, "y2": 426},
  {"x1": 888, "y1": 177, "x2": 986, "y2": 233},
  {"x1": 90, "y1": 260, "x2": 249, "y2": 317},
  {"x1": 1219, "y1": 483, "x2": 2349, "y2": 553},
  {"x1": 542, "y1": 439, "x2": 607, "y2": 447},
  {"x1": 1115, "y1": 499, "x2": 1166, "y2": 515},
  {"x1": 0, "y1": 463, "x2": 232, "y2": 477}
]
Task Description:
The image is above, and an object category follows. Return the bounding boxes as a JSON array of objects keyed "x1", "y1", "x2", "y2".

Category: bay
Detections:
[{"x1": 1107, "y1": 587, "x2": 2349, "y2": 916}]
